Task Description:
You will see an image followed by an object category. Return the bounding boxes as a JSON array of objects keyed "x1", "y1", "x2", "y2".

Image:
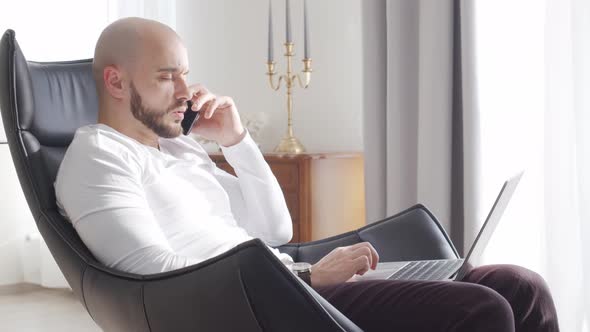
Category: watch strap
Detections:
[{"x1": 297, "y1": 269, "x2": 312, "y2": 287}]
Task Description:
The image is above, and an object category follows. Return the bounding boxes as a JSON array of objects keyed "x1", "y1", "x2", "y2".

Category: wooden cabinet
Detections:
[{"x1": 209, "y1": 152, "x2": 366, "y2": 243}]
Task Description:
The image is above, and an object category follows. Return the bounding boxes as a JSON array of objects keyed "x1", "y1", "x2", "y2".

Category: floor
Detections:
[{"x1": 0, "y1": 283, "x2": 101, "y2": 332}]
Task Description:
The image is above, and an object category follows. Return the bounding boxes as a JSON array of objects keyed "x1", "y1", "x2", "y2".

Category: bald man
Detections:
[{"x1": 54, "y1": 18, "x2": 559, "y2": 332}]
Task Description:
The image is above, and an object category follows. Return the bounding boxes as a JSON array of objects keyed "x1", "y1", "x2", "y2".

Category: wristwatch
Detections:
[{"x1": 291, "y1": 262, "x2": 312, "y2": 286}]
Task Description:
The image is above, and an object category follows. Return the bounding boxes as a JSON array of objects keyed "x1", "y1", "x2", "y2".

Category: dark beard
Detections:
[{"x1": 129, "y1": 81, "x2": 185, "y2": 138}]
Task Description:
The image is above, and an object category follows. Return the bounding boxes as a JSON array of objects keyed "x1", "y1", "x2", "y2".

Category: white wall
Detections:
[
  {"x1": 175, "y1": 0, "x2": 364, "y2": 152},
  {"x1": 0, "y1": 144, "x2": 68, "y2": 287},
  {"x1": 0, "y1": 145, "x2": 37, "y2": 285}
]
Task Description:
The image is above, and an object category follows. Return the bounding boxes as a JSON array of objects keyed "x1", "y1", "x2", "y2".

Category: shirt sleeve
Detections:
[
  {"x1": 55, "y1": 143, "x2": 198, "y2": 274},
  {"x1": 212, "y1": 131, "x2": 293, "y2": 247}
]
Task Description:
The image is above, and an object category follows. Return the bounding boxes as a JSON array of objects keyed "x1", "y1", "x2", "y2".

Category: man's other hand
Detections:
[
  {"x1": 189, "y1": 84, "x2": 246, "y2": 147},
  {"x1": 311, "y1": 242, "x2": 380, "y2": 288}
]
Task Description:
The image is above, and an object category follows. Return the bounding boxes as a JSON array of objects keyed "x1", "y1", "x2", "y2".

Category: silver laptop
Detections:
[{"x1": 355, "y1": 171, "x2": 523, "y2": 282}]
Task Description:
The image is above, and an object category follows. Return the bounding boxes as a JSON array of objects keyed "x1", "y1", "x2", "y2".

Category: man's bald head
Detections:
[
  {"x1": 93, "y1": 17, "x2": 192, "y2": 146},
  {"x1": 92, "y1": 17, "x2": 184, "y2": 95}
]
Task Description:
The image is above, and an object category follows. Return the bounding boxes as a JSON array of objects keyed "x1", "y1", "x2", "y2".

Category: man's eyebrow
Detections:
[
  {"x1": 157, "y1": 67, "x2": 190, "y2": 74},
  {"x1": 157, "y1": 67, "x2": 180, "y2": 73}
]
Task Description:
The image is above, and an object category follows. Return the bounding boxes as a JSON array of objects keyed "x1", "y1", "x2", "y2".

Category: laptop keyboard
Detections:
[{"x1": 388, "y1": 259, "x2": 464, "y2": 281}]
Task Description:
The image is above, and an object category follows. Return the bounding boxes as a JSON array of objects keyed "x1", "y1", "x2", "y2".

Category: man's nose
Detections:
[{"x1": 175, "y1": 78, "x2": 191, "y2": 101}]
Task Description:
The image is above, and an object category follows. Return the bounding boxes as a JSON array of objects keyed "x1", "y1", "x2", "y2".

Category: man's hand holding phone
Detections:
[{"x1": 185, "y1": 84, "x2": 246, "y2": 147}]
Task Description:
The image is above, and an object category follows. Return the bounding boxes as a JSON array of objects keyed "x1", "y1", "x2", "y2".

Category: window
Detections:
[{"x1": 474, "y1": 0, "x2": 546, "y2": 273}]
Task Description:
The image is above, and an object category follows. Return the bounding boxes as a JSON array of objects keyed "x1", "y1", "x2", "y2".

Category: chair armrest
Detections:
[
  {"x1": 82, "y1": 239, "x2": 362, "y2": 332},
  {"x1": 278, "y1": 204, "x2": 459, "y2": 264}
]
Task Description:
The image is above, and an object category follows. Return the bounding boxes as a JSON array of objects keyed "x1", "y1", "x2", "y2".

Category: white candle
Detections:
[
  {"x1": 286, "y1": 0, "x2": 292, "y2": 43},
  {"x1": 304, "y1": 0, "x2": 310, "y2": 58},
  {"x1": 268, "y1": 0, "x2": 274, "y2": 62}
]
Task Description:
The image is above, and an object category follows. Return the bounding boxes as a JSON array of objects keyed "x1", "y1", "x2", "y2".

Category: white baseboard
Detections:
[
  {"x1": 0, "y1": 233, "x2": 69, "y2": 288},
  {"x1": 0, "y1": 237, "x2": 25, "y2": 285},
  {"x1": 22, "y1": 233, "x2": 41, "y2": 285},
  {"x1": 23, "y1": 233, "x2": 69, "y2": 288}
]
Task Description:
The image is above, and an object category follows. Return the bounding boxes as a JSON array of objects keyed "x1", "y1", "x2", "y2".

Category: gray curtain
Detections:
[{"x1": 361, "y1": 0, "x2": 480, "y2": 255}]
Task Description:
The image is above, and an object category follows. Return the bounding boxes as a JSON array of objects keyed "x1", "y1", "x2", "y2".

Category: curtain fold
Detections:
[
  {"x1": 363, "y1": 0, "x2": 480, "y2": 256},
  {"x1": 544, "y1": 0, "x2": 590, "y2": 329},
  {"x1": 452, "y1": 0, "x2": 481, "y2": 256},
  {"x1": 361, "y1": 0, "x2": 387, "y2": 224}
]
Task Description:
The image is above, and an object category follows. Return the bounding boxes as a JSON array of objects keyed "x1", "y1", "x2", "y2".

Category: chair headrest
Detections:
[
  {"x1": 28, "y1": 60, "x2": 99, "y2": 146},
  {"x1": 1, "y1": 29, "x2": 98, "y2": 148}
]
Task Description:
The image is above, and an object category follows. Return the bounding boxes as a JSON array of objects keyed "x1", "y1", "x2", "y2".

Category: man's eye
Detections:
[{"x1": 159, "y1": 76, "x2": 173, "y2": 81}]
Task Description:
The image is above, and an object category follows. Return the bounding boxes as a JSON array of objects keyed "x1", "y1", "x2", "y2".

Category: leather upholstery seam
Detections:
[
  {"x1": 80, "y1": 264, "x2": 95, "y2": 322},
  {"x1": 419, "y1": 205, "x2": 460, "y2": 257},
  {"x1": 141, "y1": 283, "x2": 153, "y2": 332},
  {"x1": 3, "y1": 33, "x2": 41, "y2": 217},
  {"x1": 236, "y1": 261, "x2": 264, "y2": 331}
]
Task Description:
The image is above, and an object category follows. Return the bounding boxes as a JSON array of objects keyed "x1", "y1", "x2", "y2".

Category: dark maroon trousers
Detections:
[{"x1": 316, "y1": 264, "x2": 559, "y2": 332}]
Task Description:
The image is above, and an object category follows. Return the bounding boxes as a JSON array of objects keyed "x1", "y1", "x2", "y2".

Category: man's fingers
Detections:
[
  {"x1": 353, "y1": 255, "x2": 371, "y2": 275},
  {"x1": 351, "y1": 246, "x2": 373, "y2": 268},
  {"x1": 349, "y1": 242, "x2": 380, "y2": 269},
  {"x1": 368, "y1": 244, "x2": 379, "y2": 269},
  {"x1": 217, "y1": 96, "x2": 235, "y2": 109},
  {"x1": 192, "y1": 94, "x2": 235, "y2": 119},
  {"x1": 349, "y1": 242, "x2": 372, "y2": 250},
  {"x1": 193, "y1": 93, "x2": 215, "y2": 112},
  {"x1": 204, "y1": 99, "x2": 220, "y2": 119},
  {"x1": 190, "y1": 84, "x2": 208, "y2": 98}
]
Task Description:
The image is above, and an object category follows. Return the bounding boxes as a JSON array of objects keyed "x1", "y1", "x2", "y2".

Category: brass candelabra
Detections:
[{"x1": 266, "y1": 42, "x2": 312, "y2": 154}]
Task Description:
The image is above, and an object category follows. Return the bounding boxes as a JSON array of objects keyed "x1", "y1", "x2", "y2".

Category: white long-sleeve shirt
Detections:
[{"x1": 54, "y1": 123, "x2": 294, "y2": 274}]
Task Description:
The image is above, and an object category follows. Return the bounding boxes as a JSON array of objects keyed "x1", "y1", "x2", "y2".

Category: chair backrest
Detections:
[{"x1": 0, "y1": 29, "x2": 99, "y2": 300}]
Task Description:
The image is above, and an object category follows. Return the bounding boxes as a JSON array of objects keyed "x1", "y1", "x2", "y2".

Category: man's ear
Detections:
[{"x1": 103, "y1": 65, "x2": 126, "y2": 100}]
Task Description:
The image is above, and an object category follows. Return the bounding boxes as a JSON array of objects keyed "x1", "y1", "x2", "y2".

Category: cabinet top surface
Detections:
[{"x1": 209, "y1": 152, "x2": 363, "y2": 160}]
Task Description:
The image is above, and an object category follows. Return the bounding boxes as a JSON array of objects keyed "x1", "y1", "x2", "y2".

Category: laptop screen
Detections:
[{"x1": 456, "y1": 171, "x2": 524, "y2": 279}]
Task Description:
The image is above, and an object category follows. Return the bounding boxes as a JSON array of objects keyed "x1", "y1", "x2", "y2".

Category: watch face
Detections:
[{"x1": 292, "y1": 262, "x2": 312, "y2": 272}]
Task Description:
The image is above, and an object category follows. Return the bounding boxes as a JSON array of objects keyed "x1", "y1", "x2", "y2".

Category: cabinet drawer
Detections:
[
  {"x1": 213, "y1": 161, "x2": 297, "y2": 194},
  {"x1": 213, "y1": 159, "x2": 298, "y2": 221},
  {"x1": 291, "y1": 223, "x2": 300, "y2": 243},
  {"x1": 284, "y1": 192, "x2": 299, "y2": 221},
  {"x1": 269, "y1": 163, "x2": 299, "y2": 192}
]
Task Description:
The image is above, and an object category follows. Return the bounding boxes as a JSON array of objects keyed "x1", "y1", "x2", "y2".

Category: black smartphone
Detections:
[{"x1": 181, "y1": 100, "x2": 200, "y2": 135}]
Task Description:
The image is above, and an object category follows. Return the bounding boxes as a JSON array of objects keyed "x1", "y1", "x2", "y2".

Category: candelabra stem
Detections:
[
  {"x1": 266, "y1": 42, "x2": 311, "y2": 154},
  {"x1": 287, "y1": 42, "x2": 294, "y2": 137},
  {"x1": 287, "y1": 90, "x2": 293, "y2": 137}
]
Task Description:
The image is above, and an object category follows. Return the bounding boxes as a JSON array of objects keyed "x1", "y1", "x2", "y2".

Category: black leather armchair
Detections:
[{"x1": 0, "y1": 29, "x2": 459, "y2": 332}]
